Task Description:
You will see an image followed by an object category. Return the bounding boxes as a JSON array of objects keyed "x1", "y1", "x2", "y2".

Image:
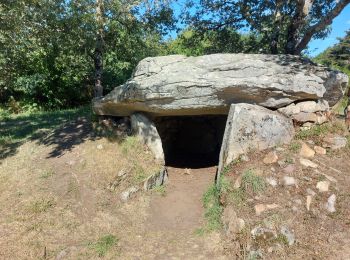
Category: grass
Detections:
[
  {"x1": 295, "y1": 122, "x2": 347, "y2": 142},
  {"x1": 332, "y1": 96, "x2": 349, "y2": 115},
  {"x1": 0, "y1": 106, "x2": 90, "y2": 141},
  {"x1": 121, "y1": 136, "x2": 140, "y2": 155},
  {"x1": 241, "y1": 169, "x2": 266, "y2": 194},
  {"x1": 152, "y1": 185, "x2": 167, "y2": 196},
  {"x1": 29, "y1": 198, "x2": 55, "y2": 214},
  {"x1": 200, "y1": 166, "x2": 266, "y2": 233},
  {"x1": 90, "y1": 234, "x2": 118, "y2": 257},
  {"x1": 39, "y1": 169, "x2": 55, "y2": 179},
  {"x1": 202, "y1": 184, "x2": 223, "y2": 232},
  {"x1": 132, "y1": 164, "x2": 147, "y2": 182},
  {"x1": 289, "y1": 141, "x2": 301, "y2": 153},
  {"x1": 0, "y1": 106, "x2": 91, "y2": 158}
]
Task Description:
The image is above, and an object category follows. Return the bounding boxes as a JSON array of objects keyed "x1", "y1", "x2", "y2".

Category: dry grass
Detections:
[{"x1": 0, "y1": 111, "x2": 161, "y2": 259}]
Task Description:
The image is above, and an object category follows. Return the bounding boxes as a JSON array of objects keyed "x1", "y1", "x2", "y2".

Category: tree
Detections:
[
  {"x1": 0, "y1": 0, "x2": 174, "y2": 109},
  {"x1": 94, "y1": 0, "x2": 105, "y2": 98},
  {"x1": 167, "y1": 28, "x2": 261, "y2": 56},
  {"x1": 185, "y1": 0, "x2": 350, "y2": 54},
  {"x1": 315, "y1": 30, "x2": 350, "y2": 73}
]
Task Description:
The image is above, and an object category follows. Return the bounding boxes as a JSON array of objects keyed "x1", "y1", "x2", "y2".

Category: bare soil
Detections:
[
  {"x1": 0, "y1": 114, "x2": 349, "y2": 259},
  {"x1": 0, "y1": 116, "x2": 226, "y2": 259}
]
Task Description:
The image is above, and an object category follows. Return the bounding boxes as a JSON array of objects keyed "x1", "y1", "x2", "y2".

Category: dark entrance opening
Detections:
[{"x1": 154, "y1": 115, "x2": 227, "y2": 168}]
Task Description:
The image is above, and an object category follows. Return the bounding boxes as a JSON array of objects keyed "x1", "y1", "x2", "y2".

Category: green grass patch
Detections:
[
  {"x1": 295, "y1": 122, "x2": 347, "y2": 142},
  {"x1": 29, "y1": 198, "x2": 55, "y2": 214},
  {"x1": 90, "y1": 234, "x2": 118, "y2": 257},
  {"x1": 121, "y1": 136, "x2": 141, "y2": 155},
  {"x1": 152, "y1": 185, "x2": 167, "y2": 196},
  {"x1": 132, "y1": 164, "x2": 147, "y2": 183},
  {"x1": 295, "y1": 124, "x2": 331, "y2": 140},
  {"x1": 0, "y1": 106, "x2": 90, "y2": 145},
  {"x1": 241, "y1": 169, "x2": 266, "y2": 194},
  {"x1": 202, "y1": 184, "x2": 223, "y2": 232},
  {"x1": 40, "y1": 169, "x2": 55, "y2": 179},
  {"x1": 288, "y1": 141, "x2": 301, "y2": 153}
]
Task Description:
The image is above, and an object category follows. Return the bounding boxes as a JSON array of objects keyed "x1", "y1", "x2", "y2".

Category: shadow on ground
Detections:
[{"x1": 0, "y1": 107, "x2": 95, "y2": 160}]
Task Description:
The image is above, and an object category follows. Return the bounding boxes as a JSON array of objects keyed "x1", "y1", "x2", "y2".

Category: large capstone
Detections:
[{"x1": 93, "y1": 54, "x2": 348, "y2": 117}]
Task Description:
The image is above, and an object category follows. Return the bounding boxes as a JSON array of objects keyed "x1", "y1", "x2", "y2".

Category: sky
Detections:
[
  {"x1": 308, "y1": 4, "x2": 350, "y2": 57},
  {"x1": 169, "y1": 2, "x2": 350, "y2": 57}
]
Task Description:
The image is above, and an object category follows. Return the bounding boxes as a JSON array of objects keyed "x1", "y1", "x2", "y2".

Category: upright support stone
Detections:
[
  {"x1": 130, "y1": 113, "x2": 165, "y2": 164},
  {"x1": 217, "y1": 104, "x2": 295, "y2": 184}
]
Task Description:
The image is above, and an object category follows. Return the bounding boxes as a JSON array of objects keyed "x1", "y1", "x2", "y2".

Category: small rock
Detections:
[
  {"x1": 118, "y1": 169, "x2": 128, "y2": 177},
  {"x1": 283, "y1": 164, "x2": 296, "y2": 174},
  {"x1": 66, "y1": 160, "x2": 76, "y2": 166},
  {"x1": 306, "y1": 140, "x2": 315, "y2": 145},
  {"x1": 326, "y1": 194, "x2": 336, "y2": 213},
  {"x1": 300, "y1": 158, "x2": 318, "y2": 168},
  {"x1": 323, "y1": 134, "x2": 347, "y2": 150},
  {"x1": 251, "y1": 226, "x2": 276, "y2": 241},
  {"x1": 183, "y1": 168, "x2": 191, "y2": 175},
  {"x1": 248, "y1": 250, "x2": 263, "y2": 259},
  {"x1": 277, "y1": 160, "x2": 286, "y2": 168},
  {"x1": 280, "y1": 226, "x2": 295, "y2": 246},
  {"x1": 56, "y1": 246, "x2": 77, "y2": 260},
  {"x1": 302, "y1": 122, "x2": 313, "y2": 128},
  {"x1": 316, "y1": 181, "x2": 330, "y2": 192},
  {"x1": 299, "y1": 142, "x2": 315, "y2": 158},
  {"x1": 266, "y1": 177, "x2": 278, "y2": 187},
  {"x1": 255, "y1": 203, "x2": 279, "y2": 216},
  {"x1": 322, "y1": 173, "x2": 337, "y2": 183},
  {"x1": 263, "y1": 151, "x2": 279, "y2": 164},
  {"x1": 107, "y1": 177, "x2": 122, "y2": 191},
  {"x1": 240, "y1": 154, "x2": 250, "y2": 162},
  {"x1": 314, "y1": 146, "x2": 326, "y2": 155},
  {"x1": 303, "y1": 176, "x2": 312, "y2": 182},
  {"x1": 234, "y1": 176, "x2": 242, "y2": 189},
  {"x1": 143, "y1": 168, "x2": 168, "y2": 190},
  {"x1": 276, "y1": 147, "x2": 285, "y2": 152},
  {"x1": 306, "y1": 188, "x2": 316, "y2": 196},
  {"x1": 283, "y1": 176, "x2": 296, "y2": 186},
  {"x1": 97, "y1": 144, "x2": 104, "y2": 150},
  {"x1": 222, "y1": 206, "x2": 245, "y2": 238},
  {"x1": 294, "y1": 199, "x2": 302, "y2": 205},
  {"x1": 120, "y1": 186, "x2": 139, "y2": 202},
  {"x1": 306, "y1": 195, "x2": 312, "y2": 211},
  {"x1": 292, "y1": 112, "x2": 318, "y2": 123}
]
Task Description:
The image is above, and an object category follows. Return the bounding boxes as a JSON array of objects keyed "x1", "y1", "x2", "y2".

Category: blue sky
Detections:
[
  {"x1": 308, "y1": 4, "x2": 350, "y2": 57},
  {"x1": 169, "y1": 2, "x2": 350, "y2": 57}
]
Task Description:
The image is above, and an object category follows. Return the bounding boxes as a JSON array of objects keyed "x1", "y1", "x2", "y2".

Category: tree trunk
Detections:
[
  {"x1": 94, "y1": 0, "x2": 104, "y2": 98},
  {"x1": 285, "y1": 0, "x2": 312, "y2": 54}
]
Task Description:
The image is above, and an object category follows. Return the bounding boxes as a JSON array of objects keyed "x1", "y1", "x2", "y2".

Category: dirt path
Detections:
[
  {"x1": 134, "y1": 166, "x2": 227, "y2": 259},
  {"x1": 148, "y1": 166, "x2": 216, "y2": 231}
]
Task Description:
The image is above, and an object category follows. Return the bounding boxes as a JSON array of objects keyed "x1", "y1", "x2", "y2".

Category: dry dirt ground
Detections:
[
  {"x1": 0, "y1": 113, "x2": 225, "y2": 259},
  {"x1": 0, "y1": 112, "x2": 349, "y2": 259}
]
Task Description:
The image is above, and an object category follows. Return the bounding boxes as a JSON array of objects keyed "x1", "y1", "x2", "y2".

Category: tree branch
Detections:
[{"x1": 295, "y1": 0, "x2": 350, "y2": 54}]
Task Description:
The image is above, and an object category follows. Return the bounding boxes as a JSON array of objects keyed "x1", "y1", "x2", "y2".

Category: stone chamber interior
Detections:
[{"x1": 154, "y1": 115, "x2": 227, "y2": 168}]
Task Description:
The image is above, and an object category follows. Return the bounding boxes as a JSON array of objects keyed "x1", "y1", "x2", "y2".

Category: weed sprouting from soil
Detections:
[
  {"x1": 90, "y1": 234, "x2": 118, "y2": 257},
  {"x1": 202, "y1": 184, "x2": 223, "y2": 231},
  {"x1": 152, "y1": 185, "x2": 167, "y2": 196},
  {"x1": 289, "y1": 141, "x2": 301, "y2": 153},
  {"x1": 40, "y1": 169, "x2": 55, "y2": 179},
  {"x1": 29, "y1": 198, "x2": 55, "y2": 214},
  {"x1": 241, "y1": 169, "x2": 266, "y2": 194},
  {"x1": 295, "y1": 122, "x2": 347, "y2": 142},
  {"x1": 121, "y1": 136, "x2": 140, "y2": 155}
]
